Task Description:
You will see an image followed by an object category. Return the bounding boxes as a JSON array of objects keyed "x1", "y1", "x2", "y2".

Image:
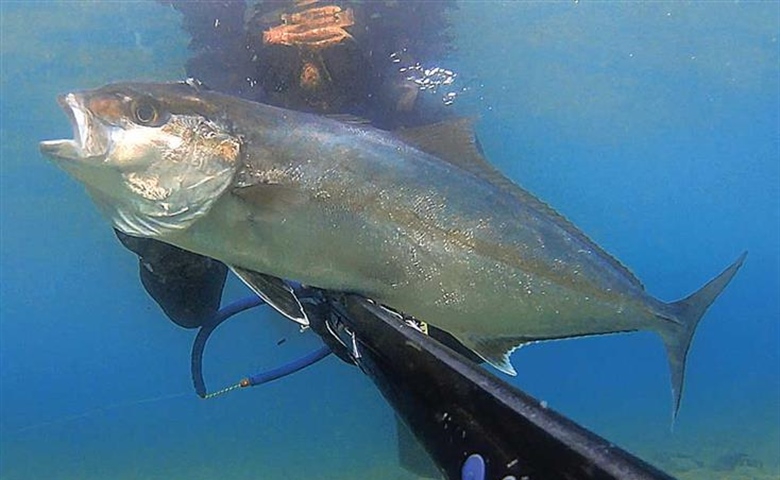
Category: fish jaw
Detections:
[
  {"x1": 40, "y1": 84, "x2": 242, "y2": 238},
  {"x1": 40, "y1": 92, "x2": 136, "y2": 228},
  {"x1": 40, "y1": 93, "x2": 112, "y2": 164}
]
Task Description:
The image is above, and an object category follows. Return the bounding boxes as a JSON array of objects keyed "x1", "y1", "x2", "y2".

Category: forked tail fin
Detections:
[{"x1": 659, "y1": 251, "x2": 747, "y2": 423}]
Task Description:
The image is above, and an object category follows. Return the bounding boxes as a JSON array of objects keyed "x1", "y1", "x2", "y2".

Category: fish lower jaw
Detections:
[
  {"x1": 39, "y1": 139, "x2": 83, "y2": 161},
  {"x1": 42, "y1": 93, "x2": 110, "y2": 161}
]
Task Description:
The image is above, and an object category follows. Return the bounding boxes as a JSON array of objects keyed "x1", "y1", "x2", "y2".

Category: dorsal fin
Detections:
[
  {"x1": 395, "y1": 118, "x2": 487, "y2": 174},
  {"x1": 396, "y1": 118, "x2": 644, "y2": 290}
]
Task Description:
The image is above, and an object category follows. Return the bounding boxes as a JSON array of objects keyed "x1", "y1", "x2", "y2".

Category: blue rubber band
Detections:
[{"x1": 191, "y1": 296, "x2": 331, "y2": 397}]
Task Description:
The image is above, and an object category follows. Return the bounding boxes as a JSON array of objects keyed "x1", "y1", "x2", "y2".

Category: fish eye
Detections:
[{"x1": 132, "y1": 100, "x2": 160, "y2": 126}]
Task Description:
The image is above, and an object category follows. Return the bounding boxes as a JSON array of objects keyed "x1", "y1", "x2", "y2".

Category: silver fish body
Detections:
[{"x1": 40, "y1": 82, "x2": 745, "y2": 416}]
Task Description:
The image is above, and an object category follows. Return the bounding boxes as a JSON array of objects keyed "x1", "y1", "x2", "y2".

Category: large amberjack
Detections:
[{"x1": 40, "y1": 81, "x2": 745, "y2": 416}]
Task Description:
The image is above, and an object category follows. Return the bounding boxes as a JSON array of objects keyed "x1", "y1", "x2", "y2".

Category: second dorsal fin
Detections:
[{"x1": 396, "y1": 118, "x2": 644, "y2": 290}]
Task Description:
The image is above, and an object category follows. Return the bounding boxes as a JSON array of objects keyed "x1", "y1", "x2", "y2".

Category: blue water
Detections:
[{"x1": 1, "y1": 2, "x2": 778, "y2": 479}]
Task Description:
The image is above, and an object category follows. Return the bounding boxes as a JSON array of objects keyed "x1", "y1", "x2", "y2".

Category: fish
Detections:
[{"x1": 40, "y1": 81, "x2": 745, "y2": 417}]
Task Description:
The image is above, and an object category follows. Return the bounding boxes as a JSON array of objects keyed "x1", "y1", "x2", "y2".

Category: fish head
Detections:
[{"x1": 40, "y1": 82, "x2": 241, "y2": 238}]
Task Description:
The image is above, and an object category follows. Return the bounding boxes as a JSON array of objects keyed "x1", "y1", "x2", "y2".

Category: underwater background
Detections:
[{"x1": 0, "y1": 1, "x2": 778, "y2": 479}]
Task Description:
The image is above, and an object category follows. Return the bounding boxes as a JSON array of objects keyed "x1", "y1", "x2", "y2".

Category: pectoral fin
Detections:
[
  {"x1": 230, "y1": 266, "x2": 309, "y2": 326},
  {"x1": 231, "y1": 184, "x2": 308, "y2": 217}
]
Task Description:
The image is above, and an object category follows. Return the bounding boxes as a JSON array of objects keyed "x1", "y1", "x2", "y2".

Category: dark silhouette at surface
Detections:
[{"x1": 159, "y1": 0, "x2": 456, "y2": 127}]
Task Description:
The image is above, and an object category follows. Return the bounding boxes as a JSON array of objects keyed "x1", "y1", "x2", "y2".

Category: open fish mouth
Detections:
[{"x1": 40, "y1": 93, "x2": 109, "y2": 161}]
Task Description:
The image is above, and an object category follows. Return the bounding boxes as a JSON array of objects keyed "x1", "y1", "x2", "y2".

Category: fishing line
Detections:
[{"x1": 13, "y1": 390, "x2": 190, "y2": 434}]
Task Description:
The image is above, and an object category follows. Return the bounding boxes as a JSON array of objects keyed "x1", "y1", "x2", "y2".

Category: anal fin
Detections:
[
  {"x1": 458, "y1": 335, "x2": 529, "y2": 376},
  {"x1": 230, "y1": 266, "x2": 309, "y2": 326}
]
